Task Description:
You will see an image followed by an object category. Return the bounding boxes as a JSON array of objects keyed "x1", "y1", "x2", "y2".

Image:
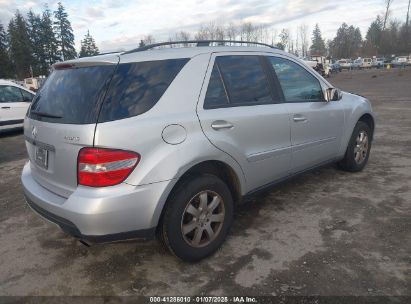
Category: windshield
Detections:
[{"x1": 29, "y1": 65, "x2": 116, "y2": 124}]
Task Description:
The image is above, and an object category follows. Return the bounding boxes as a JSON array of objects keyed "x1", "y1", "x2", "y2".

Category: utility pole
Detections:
[
  {"x1": 406, "y1": 0, "x2": 410, "y2": 27},
  {"x1": 383, "y1": 0, "x2": 393, "y2": 30}
]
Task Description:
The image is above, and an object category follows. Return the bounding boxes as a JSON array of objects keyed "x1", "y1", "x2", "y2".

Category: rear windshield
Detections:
[
  {"x1": 98, "y1": 58, "x2": 189, "y2": 122},
  {"x1": 29, "y1": 65, "x2": 116, "y2": 124},
  {"x1": 28, "y1": 58, "x2": 189, "y2": 124}
]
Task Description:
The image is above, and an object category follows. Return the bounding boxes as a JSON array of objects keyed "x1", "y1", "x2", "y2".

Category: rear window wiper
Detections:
[{"x1": 31, "y1": 110, "x2": 63, "y2": 119}]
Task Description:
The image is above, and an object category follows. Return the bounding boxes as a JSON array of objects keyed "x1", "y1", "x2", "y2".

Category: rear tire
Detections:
[
  {"x1": 338, "y1": 121, "x2": 372, "y2": 172},
  {"x1": 159, "y1": 174, "x2": 234, "y2": 262}
]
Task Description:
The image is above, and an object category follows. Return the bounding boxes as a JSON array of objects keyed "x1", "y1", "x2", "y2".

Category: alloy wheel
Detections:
[
  {"x1": 354, "y1": 130, "x2": 369, "y2": 164},
  {"x1": 180, "y1": 190, "x2": 225, "y2": 248}
]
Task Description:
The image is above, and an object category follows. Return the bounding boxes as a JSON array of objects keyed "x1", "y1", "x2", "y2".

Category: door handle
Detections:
[
  {"x1": 211, "y1": 120, "x2": 234, "y2": 130},
  {"x1": 293, "y1": 115, "x2": 307, "y2": 122},
  {"x1": 1, "y1": 106, "x2": 11, "y2": 109}
]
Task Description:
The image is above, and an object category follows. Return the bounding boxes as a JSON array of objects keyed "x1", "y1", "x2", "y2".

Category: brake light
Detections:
[
  {"x1": 78, "y1": 148, "x2": 140, "y2": 187},
  {"x1": 53, "y1": 63, "x2": 75, "y2": 70}
]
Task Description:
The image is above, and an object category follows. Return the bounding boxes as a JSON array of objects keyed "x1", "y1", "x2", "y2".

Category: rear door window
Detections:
[
  {"x1": 98, "y1": 58, "x2": 189, "y2": 122},
  {"x1": 215, "y1": 55, "x2": 273, "y2": 106},
  {"x1": 29, "y1": 65, "x2": 116, "y2": 124}
]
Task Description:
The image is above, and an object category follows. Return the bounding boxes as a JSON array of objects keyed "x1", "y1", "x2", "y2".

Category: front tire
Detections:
[
  {"x1": 159, "y1": 174, "x2": 234, "y2": 262},
  {"x1": 338, "y1": 121, "x2": 372, "y2": 172}
]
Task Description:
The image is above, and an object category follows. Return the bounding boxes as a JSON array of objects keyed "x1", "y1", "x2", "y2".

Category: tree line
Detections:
[
  {"x1": 1, "y1": 1, "x2": 410, "y2": 80},
  {"x1": 139, "y1": 13, "x2": 410, "y2": 61},
  {"x1": 140, "y1": 0, "x2": 410, "y2": 60},
  {"x1": 0, "y1": 2, "x2": 99, "y2": 79}
]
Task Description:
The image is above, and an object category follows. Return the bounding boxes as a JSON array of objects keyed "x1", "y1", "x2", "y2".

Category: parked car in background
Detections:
[
  {"x1": 303, "y1": 59, "x2": 317, "y2": 69},
  {"x1": 304, "y1": 59, "x2": 330, "y2": 78},
  {"x1": 24, "y1": 77, "x2": 46, "y2": 92},
  {"x1": 21, "y1": 40, "x2": 375, "y2": 261},
  {"x1": 337, "y1": 59, "x2": 352, "y2": 70},
  {"x1": 392, "y1": 56, "x2": 408, "y2": 67},
  {"x1": 372, "y1": 58, "x2": 385, "y2": 68},
  {"x1": 329, "y1": 62, "x2": 342, "y2": 73},
  {"x1": 361, "y1": 58, "x2": 373, "y2": 69},
  {"x1": 352, "y1": 59, "x2": 362, "y2": 69},
  {"x1": 310, "y1": 56, "x2": 331, "y2": 78},
  {"x1": 0, "y1": 79, "x2": 34, "y2": 131}
]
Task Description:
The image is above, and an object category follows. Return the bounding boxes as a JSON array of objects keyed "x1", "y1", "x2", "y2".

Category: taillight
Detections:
[{"x1": 78, "y1": 148, "x2": 140, "y2": 187}]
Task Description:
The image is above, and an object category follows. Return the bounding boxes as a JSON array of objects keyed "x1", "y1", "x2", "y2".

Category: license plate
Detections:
[{"x1": 35, "y1": 147, "x2": 48, "y2": 169}]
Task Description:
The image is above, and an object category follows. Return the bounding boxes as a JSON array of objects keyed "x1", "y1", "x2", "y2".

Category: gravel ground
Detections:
[{"x1": 0, "y1": 68, "x2": 410, "y2": 297}]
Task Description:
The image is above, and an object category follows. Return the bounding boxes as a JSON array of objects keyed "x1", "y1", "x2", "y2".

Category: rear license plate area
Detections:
[{"x1": 35, "y1": 146, "x2": 48, "y2": 169}]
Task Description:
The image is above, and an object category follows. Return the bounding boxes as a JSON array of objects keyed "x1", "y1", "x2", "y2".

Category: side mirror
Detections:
[{"x1": 325, "y1": 88, "x2": 342, "y2": 102}]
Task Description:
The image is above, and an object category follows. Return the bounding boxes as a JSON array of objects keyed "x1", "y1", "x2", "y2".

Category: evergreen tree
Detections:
[
  {"x1": 26, "y1": 10, "x2": 43, "y2": 75},
  {"x1": 79, "y1": 30, "x2": 99, "y2": 57},
  {"x1": 41, "y1": 8, "x2": 59, "y2": 71},
  {"x1": 0, "y1": 23, "x2": 13, "y2": 78},
  {"x1": 310, "y1": 24, "x2": 326, "y2": 56},
  {"x1": 279, "y1": 28, "x2": 290, "y2": 51},
  {"x1": 349, "y1": 26, "x2": 363, "y2": 57},
  {"x1": 331, "y1": 23, "x2": 362, "y2": 58},
  {"x1": 8, "y1": 10, "x2": 32, "y2": 79},
  {"x1": 54, "y1": 2, "x2": 76, "y2": 60},
  {"x1": 364, "y1": 16, "x2": 383, "y2": 55}
]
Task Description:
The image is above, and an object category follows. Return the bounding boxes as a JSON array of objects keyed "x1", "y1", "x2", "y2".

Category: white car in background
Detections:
[
  {"x1": 361, "y1": 58, "x2": 373, "y2": 69},
  {"x1": 392, "y1": 56, "x2": 408, "y2": 67},
  {"x1": 24, "y1": 77, "x2": 46, "y2": 92},
  {"x1": 337, "y1": 59, "x2": 352, "y2": 70},
  {"x1": 352, "y1": 59, "x2": 363, "y2": 69},
  {"x1": 372, "y1": 58, "x2": 385, "y2": 68},
  {"x1": 0, "y1": 79, "x2": 35, "y2": 131}
]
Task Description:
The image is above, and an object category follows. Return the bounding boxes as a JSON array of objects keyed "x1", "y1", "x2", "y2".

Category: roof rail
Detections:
[{"x1": 123, "y1": 40, "x2": 277, "y2": 55}]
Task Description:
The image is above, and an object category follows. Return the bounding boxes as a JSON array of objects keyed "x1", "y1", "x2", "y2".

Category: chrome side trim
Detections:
[
  {"x1": 247, "y1": 146, "x2": 291, "y2": 162},
  {"x1": 292, "y1": 137, "x2": 336, "y2": 152}
]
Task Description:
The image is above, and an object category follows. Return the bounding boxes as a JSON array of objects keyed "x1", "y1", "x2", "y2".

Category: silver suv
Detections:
[{"x1": 22, "y1": 41, "x2": 375, "y2": 261}]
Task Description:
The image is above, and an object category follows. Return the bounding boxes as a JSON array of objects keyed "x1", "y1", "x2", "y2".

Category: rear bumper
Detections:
[{"x1": 21, "y1": 161, "x2": 172, "y2": 242}]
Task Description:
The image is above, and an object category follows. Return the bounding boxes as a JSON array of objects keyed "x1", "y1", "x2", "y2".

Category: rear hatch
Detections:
[{"x1": 25, "y1": 56, "x2": 119, "y2": 198}]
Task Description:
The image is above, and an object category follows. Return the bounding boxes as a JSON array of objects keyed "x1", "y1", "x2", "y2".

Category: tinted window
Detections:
[
  {"x1": 98, "y1": 58, "x2": 189, "y2": 122},
  {"x1": 0, "y1": 86, "x2": 23, "y2": 103},
  {"x1": 204, "y1": 64, "x2": 229, "y2": 108},
  {"x1": 29, "y1": 65, "x2": 116, "y2": 124},
  {"x1": 20, "y1": 89, "x2": 34, "y2": 101},
  {"x1": 269, "y1": 57, "x2": 324, "y2": 102},
  {"x1": 216, "y1": 56, "x2": 273, "y2": 105}
]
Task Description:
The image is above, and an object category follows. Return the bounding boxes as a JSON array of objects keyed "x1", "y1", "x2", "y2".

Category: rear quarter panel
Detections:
[{"x1": 94, "y1": 53, "x2": 246, "y2": 192}]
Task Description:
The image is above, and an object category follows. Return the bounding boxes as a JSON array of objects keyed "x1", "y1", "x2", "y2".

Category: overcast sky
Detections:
[{"x1": 0, "y1": 0, "x2": 409, "y2": 52}]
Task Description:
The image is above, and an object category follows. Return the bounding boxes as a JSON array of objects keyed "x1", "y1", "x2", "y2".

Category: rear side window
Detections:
[
  {"x1": 269, "y1": 57, "x2": 324, "y2": 102},
  {"x1": 29, "y1": 65, "x2": 116, "y2": 124},
  {"x1": 204, "y1": 64, "x2": 229, "y2": 109},
  {"x1": 98, "y1": 58, "x2": 189, "y2": 122},
  {"x1": 215, "y1": 56, "x2": 273, "y2": 106}
]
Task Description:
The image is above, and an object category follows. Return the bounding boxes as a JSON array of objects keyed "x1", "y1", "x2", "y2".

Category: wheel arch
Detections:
[
  {"x1": 152, "y1": 159, "x2": 243, "y2": 230},
  {"x1": 338, "y1": 95, "x2": 375, "y2": 159},
  {"x1": 358, "y1": 113, "x2": 375, "y2": 140}
]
